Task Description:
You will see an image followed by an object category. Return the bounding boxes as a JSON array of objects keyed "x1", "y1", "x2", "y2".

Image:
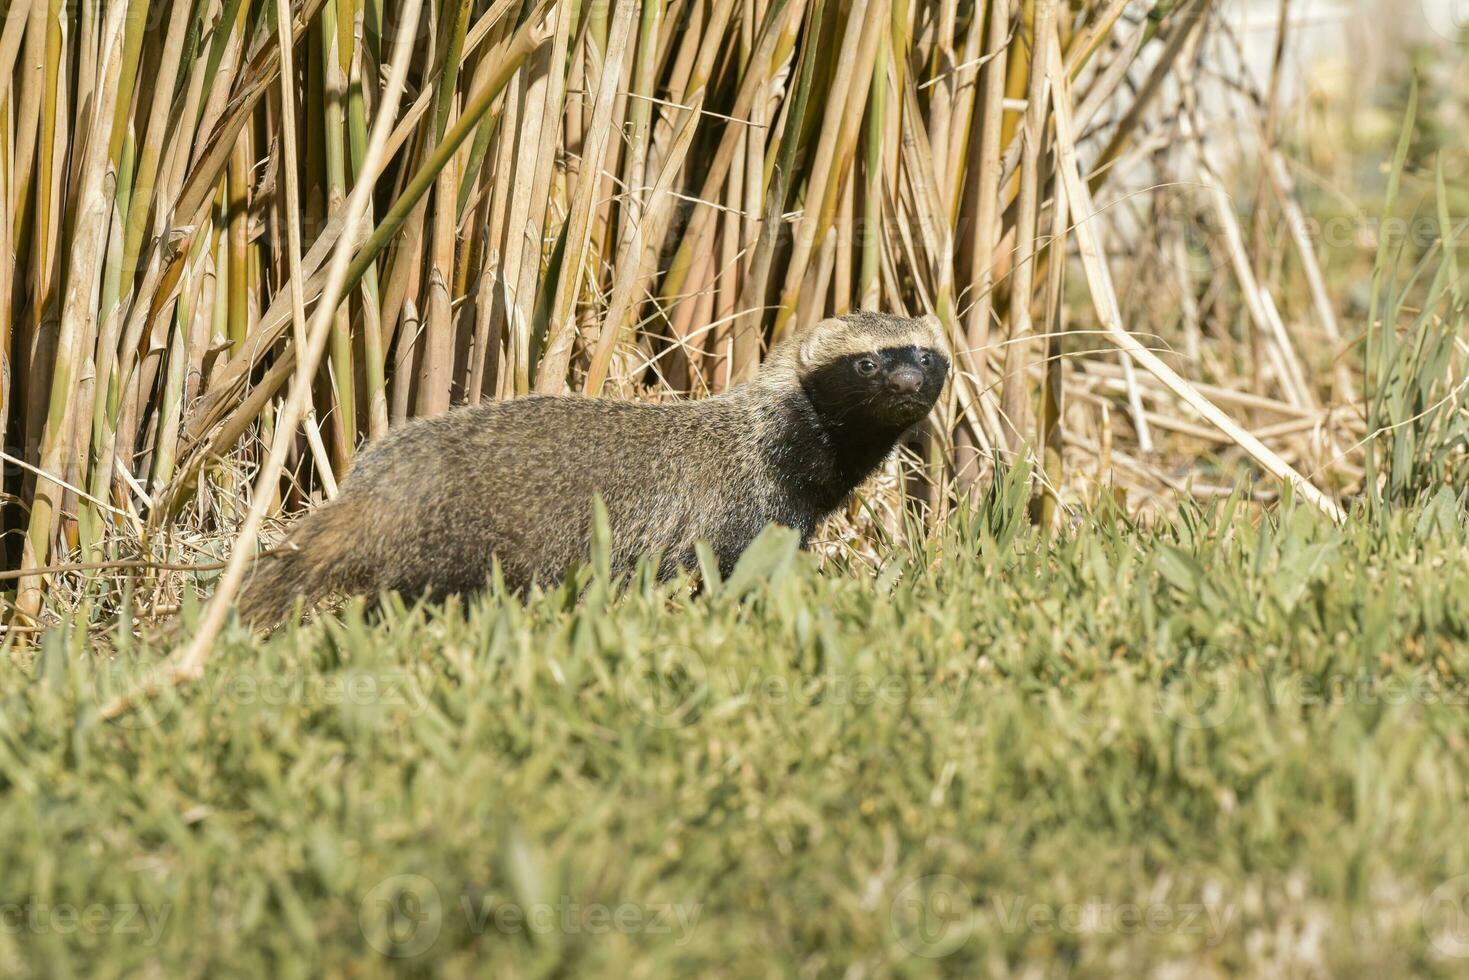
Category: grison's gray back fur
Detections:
[{"x1": 237, "y1": 311, "x2": 949, "y2": 627}]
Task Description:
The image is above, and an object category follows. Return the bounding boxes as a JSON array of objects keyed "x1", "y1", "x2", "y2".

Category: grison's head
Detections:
[{"x1": 779, "y1": 311, "x2": 950, "y2": 430}]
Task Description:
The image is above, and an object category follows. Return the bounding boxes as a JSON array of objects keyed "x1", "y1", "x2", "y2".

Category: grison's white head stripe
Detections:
[{"x1": 780, "y1": 311, "x2": 949, "y2": 372}]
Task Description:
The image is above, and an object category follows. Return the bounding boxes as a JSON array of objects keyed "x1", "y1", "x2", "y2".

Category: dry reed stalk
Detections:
[
  {"x1": 996, "y1": 0, "x2": 1053, "y2": 450},
  {"x1": 100, "y1": 0, "x2": 432, "y2": 718},
  {"x1": 1043, "y1": 25, "x2": 1344, "y2": 523},
  {"x1": 958, "y1": 0, "x2": 1010, "y2": 453},
  {"x1": 537, "y1": 0, "x2": 639, "y2": 393},
  {"x1": 15, "y1": 1, "x2": 128, "y2": 619}
]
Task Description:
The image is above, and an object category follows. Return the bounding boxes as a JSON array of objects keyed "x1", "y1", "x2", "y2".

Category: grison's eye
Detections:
[
  {"x1": 855, "y1": 358, "x2": 879, "y2": 376},
  {"x1": 917, "y1": 352, "x2": 934, "y2": 368}
]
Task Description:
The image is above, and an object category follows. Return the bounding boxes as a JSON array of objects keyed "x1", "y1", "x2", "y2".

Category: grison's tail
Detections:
[{"x1": 237, "y1": 500, "x2": 370, "y2": 630}]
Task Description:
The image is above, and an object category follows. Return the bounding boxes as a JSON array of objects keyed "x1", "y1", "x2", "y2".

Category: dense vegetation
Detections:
[{"x1": 4, "y1": 478, "x2": 1469, "y2": 976}]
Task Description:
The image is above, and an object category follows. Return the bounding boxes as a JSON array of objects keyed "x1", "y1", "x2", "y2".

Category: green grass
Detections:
[{"x1": 4, "y1": 476, "x2": 1469, "y2": 977}]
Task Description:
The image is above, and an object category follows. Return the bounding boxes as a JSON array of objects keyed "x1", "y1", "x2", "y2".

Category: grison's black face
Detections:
[{"x1": 803, "y1": 345, "x2": 950, "y2": 431}]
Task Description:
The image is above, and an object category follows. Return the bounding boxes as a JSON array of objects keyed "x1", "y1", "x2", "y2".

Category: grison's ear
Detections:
[{"x1": 798, "y1": 317, "x2": 845, "y2": 369}]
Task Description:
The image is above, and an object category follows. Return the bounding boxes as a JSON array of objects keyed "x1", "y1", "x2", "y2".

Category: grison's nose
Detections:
[{"x1": 887, "y1": 365, "x2": 924, "y2": 395}]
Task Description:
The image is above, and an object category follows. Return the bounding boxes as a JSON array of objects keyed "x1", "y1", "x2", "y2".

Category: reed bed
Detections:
[{"x1": 0, "y1": 0, "x2": 1464, "y2": 629}]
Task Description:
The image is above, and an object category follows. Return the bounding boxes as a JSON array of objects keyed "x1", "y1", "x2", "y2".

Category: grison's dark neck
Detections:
[{"x1": 756, "y1": 387, "x2": 910, "y2": 520}]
